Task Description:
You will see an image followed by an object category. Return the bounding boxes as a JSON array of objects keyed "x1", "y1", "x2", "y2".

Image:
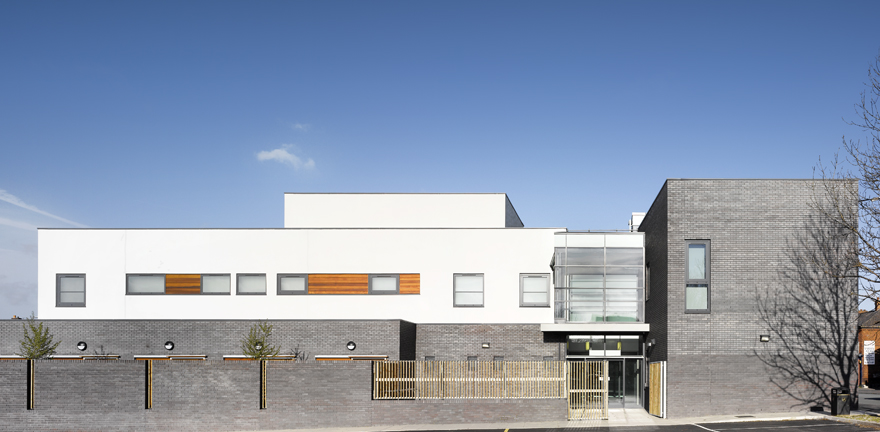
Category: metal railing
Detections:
[{"x1": 373, "y1": 361, "x2": 566, "y2": 399}]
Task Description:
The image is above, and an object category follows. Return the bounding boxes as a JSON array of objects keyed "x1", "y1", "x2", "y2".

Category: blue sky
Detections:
[{"x1": 1, "y1": 1, "x2": 879, "y2": 318}]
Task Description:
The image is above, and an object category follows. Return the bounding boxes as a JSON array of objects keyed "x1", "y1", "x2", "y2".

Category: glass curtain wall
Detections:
[{"x1": 554, "y1": 233, "x2": 645, "y2": 323}]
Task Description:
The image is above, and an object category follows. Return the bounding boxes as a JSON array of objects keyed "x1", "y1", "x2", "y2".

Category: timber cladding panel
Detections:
[
  {"x1": 165, "y1": 274, "x2": 201, "y2": 294},
  {"x1": 399, "y1": 274, "x2": 420, "y2": 294},
  {"x1": 308, "y1": 274, "x2": 369, "y2": 294}
]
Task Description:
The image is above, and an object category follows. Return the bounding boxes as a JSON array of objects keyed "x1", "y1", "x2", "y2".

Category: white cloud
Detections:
[
  {"x1": 0, "y1": 216, "x2": 39, "y2": 231},
  {"x1": 0, "y1": 189, "x2": 87, "y2": 228},
  {"x1": 292, "y1": 123, "x2": 311, "y2": 131},
  {"x1": 256, "y1": 146, "x2": 316, "y2": 170}
]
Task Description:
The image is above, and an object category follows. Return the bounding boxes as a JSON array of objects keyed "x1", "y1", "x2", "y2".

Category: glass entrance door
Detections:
[
  {"x1": 608, "y1": 360, "x2": 624, "y2": 408},
  {"x1": 593, "y1": 358, "x2": 641, "y2": 408}
]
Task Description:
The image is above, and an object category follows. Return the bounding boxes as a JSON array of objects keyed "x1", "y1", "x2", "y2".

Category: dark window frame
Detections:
[
  {"x1": 685, "y1": 240, "x2": 711, "y2": 313},
  {"x1": 125, "y1": 274, "x2": 166, "y2": 295},
  {"x1": 519, "y1": 273, "x2": 551, "y2": 307},
  {"x1": 200, "y1": 274, "x2": 231, "y2": 295},
  {"x1": 277, "y1": 274, "x2": 309, "y2": 295},
  {"x1": 453, "y1": 273, "x2": 484, "y2": 307},
  {"x1": 368, "y1": 274, "x2": 400, "y2": 295},
  {"x1": 56, "y1": 274, "x2": 86, "y2": 307},
  {"x1": 236, "y1": 273, "x2": 267, "y2": 295}
]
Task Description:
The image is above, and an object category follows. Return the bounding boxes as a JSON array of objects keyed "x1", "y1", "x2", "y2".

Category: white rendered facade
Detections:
[{"x1": 38, "y1": 194, "x2": 564, "y2": 322}]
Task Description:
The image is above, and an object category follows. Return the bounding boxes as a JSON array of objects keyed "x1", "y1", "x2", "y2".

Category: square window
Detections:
[
  {"x1": 56, "y1": 274, "x2": 85, "y2": 307},
  {"x1": 369, "y1": 274, "x2": 399, "y2": 294},
  {"x1": 277, "y1": 274, "x2": 308, "y2": 295},
  {"x1": 685, "y1": 240, "x2": 710, "y2": 313},
  {"x1": 520, "y1": 273, "x2": 550, "y2": 307},
  {"x1": 237, "y1": 274, "x2": 266, "y2": 295},
  {"x1": 453, "y1": 274, "x2": 484, "y2": 307},
  {"x1": 201, "y1": 274, "x2": 231, "y2": 294}
]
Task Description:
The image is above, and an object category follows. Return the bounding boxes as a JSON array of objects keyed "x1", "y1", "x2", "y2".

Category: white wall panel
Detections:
[{"x1": 39, "y1": 228, "x2": 563, "y2": 323}]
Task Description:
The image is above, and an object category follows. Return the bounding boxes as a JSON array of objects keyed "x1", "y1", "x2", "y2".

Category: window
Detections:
[
  {"x1": 369, "y1": 274, "x2": 399, "y2": 294},
  {"x1": 201, "y1": 274, "x2": 231, "y2": 294},
  {"x1": 127, "y1": 274, "x2": 165, "y2": 294},
  {"x1": 645, "y1": 263, "x2": 651, "y2": 301},
  {"x1": 520, "y1": 274, "x2": 550, "y2": 307},
  {"x1": 237, "y1": 274, "x2": 267, "y2": 295},
  {"x1": 467, "y1": 356, "x2": 478, "y2": 361},
  {"x1": 56, "y1": 274, "x2": 85, "y2": 307},
  {"x1": 424, "y1": 356, "x2": 435, "y2": 361},
  {"x1": 277, "y1": 274, "x2": 308, "y2": 295},
  {"x1": 454, "y1": 273, "x2": 484, "y2": 307},
  {"x1": 685, "y1": 240, "x2": 710, "y2": 313}
]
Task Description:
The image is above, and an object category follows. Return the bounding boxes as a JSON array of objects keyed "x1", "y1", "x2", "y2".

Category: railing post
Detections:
[
  {"x1": 145, "y1": 360, "x2": 153, "y2": 409},
  {"x1": 26, "y1": 359, "x2": 34, "y2": 410},
  {"x1": 259, "y1": 360, "x2": 267, "y2": 409}
]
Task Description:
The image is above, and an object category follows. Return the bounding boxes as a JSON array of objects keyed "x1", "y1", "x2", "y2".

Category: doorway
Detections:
[{"x1": 605, "y1": 358, "x2": 641, "y2": 408}]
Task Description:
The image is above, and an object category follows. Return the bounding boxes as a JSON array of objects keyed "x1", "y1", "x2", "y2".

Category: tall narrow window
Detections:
[
  {"x1": 56, "y1": 274, "x2": 85, "y2": 307},
  {"x1": 685, "y1": 240, "x2": 710, "y2": 313},
  {"x1": 520, "y1": 274, "x2": 550, "y2": 307},
  {"x1": 454, "y1": 273, "x2": 484, "y2": 307}
]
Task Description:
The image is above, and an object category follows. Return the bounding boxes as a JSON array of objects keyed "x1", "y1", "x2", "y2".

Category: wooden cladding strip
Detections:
[
  {"x1": 166, "y1": 274, "x2": 201, "y2": 295},
  {"x1": 399, "y1": 274, "x2": 420, "y2": 294},
  {"x1": 308, "y1": 274, "x2": 369, "y2": 295}
]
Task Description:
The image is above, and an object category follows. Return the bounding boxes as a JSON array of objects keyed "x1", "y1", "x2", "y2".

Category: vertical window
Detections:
[
  {"x1": 56, "y1": 274, "x2": 85, "y2": 307},
  {"x1": 369, "y1": 274, "x2": 399, "y2": 294},
  {"x1": 685, "y1": 240, "x2": 710, "y2": 313},
  {"x1": 202, "y1": 274, "x2": 231, "y2": 295},
  {"x1": 645, "y1": 263, "x2": 651, "y2": 301},
  {"x1": 277, "y1": 274, "x2": 308, "y2": 295},
  {"x1": 454, "y1": 273, "x2": 484, "y2": 307},
  {"x1": 520, "y1": 274, "x2": 550, "y2": 307},
  {"x1": 237, "y1": 274, "x2": 267, "y2": 295}
]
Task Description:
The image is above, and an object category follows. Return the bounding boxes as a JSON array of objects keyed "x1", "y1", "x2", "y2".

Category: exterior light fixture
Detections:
[
  {"x1": 346, "y1": 341, "x2": 356, "y2": 351},
  {"x1": 76, "y1": 341, "x2": 87, "y2": 351},
  {"x1": 759, "y1": 335, "x2": 770, "y2": 343},
  {"x1": 481, "y1": 343, "x2": 490, "y2": 349},
  {"x1": 255, "y1": 343, "x2": 263, "y2": 350},
  {"x1": 164, "y1": 341, "x2": 175, "y2": 351}
]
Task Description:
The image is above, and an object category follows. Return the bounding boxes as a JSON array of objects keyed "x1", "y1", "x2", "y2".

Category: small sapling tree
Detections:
[
  {"x1": 241, "y1": 320, "x2": 281, "y2": 360},
  {"x1": 16, "y1": 313, "x2": 61, "y2": 359}
]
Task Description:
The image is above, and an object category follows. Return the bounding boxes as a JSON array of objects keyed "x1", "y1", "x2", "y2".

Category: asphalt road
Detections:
[
  {"x1": 401, "y1": 419, "x2": 880, "y2": 432},
  {"x1": 860, "y1": 388, "x2": 880, "y2": 413}
]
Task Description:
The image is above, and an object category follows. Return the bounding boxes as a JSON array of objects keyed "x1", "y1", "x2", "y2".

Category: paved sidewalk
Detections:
[{"x1": 260, "y1": 409, "x2": 835, "y2": 432}]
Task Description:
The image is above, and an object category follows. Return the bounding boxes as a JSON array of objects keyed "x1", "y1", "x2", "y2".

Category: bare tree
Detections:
[
  {"x1": 812, "y1": 51, "x2": 880, "y2": 304},
  {"x1": 755, "y1": 215, "x2": 859, "y2": 407}
]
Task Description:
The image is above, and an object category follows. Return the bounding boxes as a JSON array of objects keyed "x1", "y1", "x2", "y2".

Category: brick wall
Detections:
[
  {"x1": 0, "y1": 360, "x2": 567, "y2": 431},
  {"x1": 858, "y1": 326, "x2": 880, "y2": 386},
  {"x1": 415, "y1": 324, "x2": 558, "y2": 361},
  {"x1": 641, "y1": 179, "x2": 857, "y2": 418},
  {"x1": 0, "y1": 320, "x2": 407, "y2": 361}
]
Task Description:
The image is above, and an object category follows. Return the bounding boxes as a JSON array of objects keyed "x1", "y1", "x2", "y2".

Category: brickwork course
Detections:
[
  {"x1": 0, "y1": 359, "x2": 566, "y2": 431},
  {"x1": 0, "y1": 319, "x2": 409, "y2": 361},
  {"x1": 640, "y1": 179, "x2": 856, "y2": 418}
]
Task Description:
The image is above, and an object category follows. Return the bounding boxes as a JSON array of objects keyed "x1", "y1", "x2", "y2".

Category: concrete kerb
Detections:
[
  {"x1": 246, "y1": 410, "x2": 832, "y2": 432},
  {"x1": 822, "y1": 410, "x2": 880, "y2": 430}
]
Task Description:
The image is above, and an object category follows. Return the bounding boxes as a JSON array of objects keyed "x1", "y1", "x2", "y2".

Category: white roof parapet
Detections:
[{"x1": 284, "y1": 193, "x2": 523, "y2": 228}]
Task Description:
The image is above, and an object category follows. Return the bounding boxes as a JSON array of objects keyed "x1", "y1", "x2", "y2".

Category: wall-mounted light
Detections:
[
  {"x1": 346, "y1": 341, "x2": 356, "y2": 351},
  {"x1": 76, "y1": 341, "x2": 87, "y2": 351},
  {"x1": 164, "y1": 341, "x2": 175, "y2": 351},
  {"x1": 481, "y1": 343, "x2": 490, "y2": 349},
  {"x1": 759, "y1": 335, "x2": 770, "y2": 343},
  {"x1": 255, "y1": 343, "x2": 263, "y2": 350}
]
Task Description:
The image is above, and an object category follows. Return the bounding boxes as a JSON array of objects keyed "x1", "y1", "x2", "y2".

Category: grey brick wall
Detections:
[
  {"x1": 0, "y1": 320, "x2": 405, "y2": 361},
  {"x1": 0, "y1": 360, "x2": 567, "y2": 431},
  {"x1": 641, "y1": 182, "x2": 668, "y2": 362},
  {"x1": 415, "y1": 324, "x2": 557, "y2": 361},
  {"x1": 0, "y1": 360, "x2": 26, "y2": 413},
  {"x1": 640, "y1": 179, "x2": 854, "y2": 418}
]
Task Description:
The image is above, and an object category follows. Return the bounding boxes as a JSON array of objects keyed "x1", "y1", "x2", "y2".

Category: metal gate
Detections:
[
  {"x1": 648, "y1": 361, "x2": 666, "y2": 418},
  {"x1": 567, "y1": 360, "x2": 608, "y2": 420}
]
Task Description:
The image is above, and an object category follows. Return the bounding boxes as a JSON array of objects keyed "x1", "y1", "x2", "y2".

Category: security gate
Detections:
[
  {"x1": 648, "y1": 361, "x2": 666, "y2": 418},
  {"x1": 567, "y1": 360, "x2": 608, "y2": 420}
]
